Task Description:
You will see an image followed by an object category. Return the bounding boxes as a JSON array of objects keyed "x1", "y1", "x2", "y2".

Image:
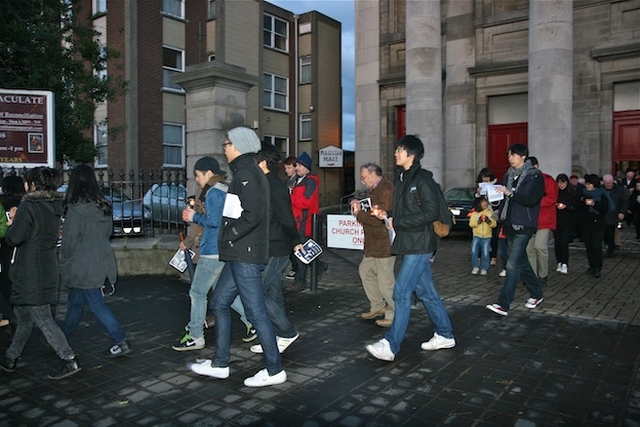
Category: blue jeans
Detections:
[
  {"x1": 471, "y1": 236, "x2": 491, "y2": 270},
  {"x1": 263, "y1": 256, "x2": 297, "y2": 338},
  {"x1": 187, "y1": 257, "x2": 225, "y2": 339},
  {"x1": 497, "y1": 227, "x2": 543, "y2": 311},
  {"x1": 8, "y1": 305, "x2": 75, "y2": 361},
  {"x1": 211, "y1": 262, "x2": 283, "y2": 375},
  {"x1": 62, "y1": 287, "x2": 127, "y2": 345},
  {"x1": 384, "y1": 253, "x2": 454, "y2": 355}
]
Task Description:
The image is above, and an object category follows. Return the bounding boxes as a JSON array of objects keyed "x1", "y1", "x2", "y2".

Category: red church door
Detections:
[{"x1": 487, "y1": 123, "x2": 528, "y2": 182}]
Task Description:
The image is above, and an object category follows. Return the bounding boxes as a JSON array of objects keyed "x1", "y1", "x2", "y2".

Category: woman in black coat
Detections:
[
  {"x1": 579, "y1": 174, "x2": 609, "y2": 278},
  {"x1": 0, "y1": 167, "x2": 81, "y2": 380},
  {"x1": 554, "y1": 174, "x2": 575, "y2": 274}
]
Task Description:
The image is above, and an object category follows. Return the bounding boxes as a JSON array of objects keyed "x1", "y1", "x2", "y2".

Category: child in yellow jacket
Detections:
[{"x1": 469, "y1": 197, "x2": 497, "y2": 275}]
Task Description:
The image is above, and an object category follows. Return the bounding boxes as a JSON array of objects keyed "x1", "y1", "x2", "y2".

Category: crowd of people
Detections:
[{"x1": 0, "y1": 129, "x2": 638, "y2": 385}]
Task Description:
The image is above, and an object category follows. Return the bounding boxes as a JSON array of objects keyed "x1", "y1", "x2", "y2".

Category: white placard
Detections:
[
  {"x1": 326, "y1": 214, "x2": 364, "y2": 250},
  {"x1": 319, "y1": 146, "x2": 343, "y2": 168}
]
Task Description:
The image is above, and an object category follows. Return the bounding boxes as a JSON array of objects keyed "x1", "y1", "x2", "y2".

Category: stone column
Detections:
[
  {"x1": 528, "y1": 0, "x2": 573, "y2": 178},
  {"x1": 406, "y1": 0, "x2": 443, "y2": 183},
  {"x1": 354, "y1": 0, "x2": 381, "y2": 179},
  {"x1": 445, "y1": 0, "x2": 475, "y2": 189},
  {"x1": 171, "y1": 61, "x2": 260, "y2": 189}
]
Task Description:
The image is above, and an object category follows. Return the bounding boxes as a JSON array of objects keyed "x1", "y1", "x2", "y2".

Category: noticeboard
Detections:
[{"x1": 0, "y1": 89, "x2": 55, "y2": 168}]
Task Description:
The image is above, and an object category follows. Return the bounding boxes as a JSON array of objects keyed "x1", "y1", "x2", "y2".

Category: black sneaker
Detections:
[
  {"x1": 242, "y1": 325, "x2": 257, "y2": 343},
  {"x1": 0, "y1": 356, "x2": 16, "y2": 373},
  {"x1": 172, "y1": 333, "x2": 205, "y2": 351},
  {"x1": 103, "y1": 340, "x2": 132, "y2": 358},
  {"x1": 48, "y1": 357, "x2": 82, "y2": 380}
]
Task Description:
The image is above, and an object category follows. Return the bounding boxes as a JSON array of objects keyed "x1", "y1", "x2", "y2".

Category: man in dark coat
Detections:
[{"x1": 602, "y1": 174, "x2": 628, "y2": 257}]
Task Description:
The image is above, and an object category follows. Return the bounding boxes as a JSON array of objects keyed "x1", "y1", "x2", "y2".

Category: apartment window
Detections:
[
  {"x1": 208, "y1": 0, "x2": 216, "y2": 20},
  {"x1": 163, "y1": 46, "x2": 184, "y2": 92},
  {"x1": 163, "y1": 123, "x2": 185, "y2": 167},
  {"x1": 96, "y1": 46, "x2": 107, "y2": 80},
  {"x1": 263, "y1": 73, "x2": 288, "y2": 111},
  {"x1": 300, "y1": 114, "x2": 312, "y2": 140},
  {"x1": 264, "y1": 135, "x2": 289, "y2": 156},
  {"x1": 263, "y1": 14, "x2": 288, "y2": 52},
  {"x1": 95, "y1": 123, "x2": 108, "y2": 166},
  {"x1": 162, "y1": 0, "x2": 184, "y2": 19},
  {"x1": 300, "y1": 56, "x2": 311, "y2": 84},
  {"x1": 93, "y1": 0, "x2": 107, "y2": 14}
]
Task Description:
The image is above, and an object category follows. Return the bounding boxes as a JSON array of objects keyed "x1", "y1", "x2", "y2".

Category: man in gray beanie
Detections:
[{"x1": 190, "y1": 127, "x2": 286, "y2": 387}]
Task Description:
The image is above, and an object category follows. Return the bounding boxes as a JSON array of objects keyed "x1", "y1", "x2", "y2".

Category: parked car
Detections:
[
  {"x1": 142, "y1": 183, "x2": 187, "y2": 225},
  {"x1": 57, "y1": 185, "x2": 151, "y2": 237},
  {"x1": 444, "y1": 187, "x2": 476, "y2": 231}
]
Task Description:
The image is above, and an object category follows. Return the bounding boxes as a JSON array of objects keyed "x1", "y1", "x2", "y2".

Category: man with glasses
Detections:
[
  {"x1": 351, "y1": 163, "x2": 395, "y2": 327},
  {"x1": 365, "y1": 135, "x2": 455, "y2": 362}
]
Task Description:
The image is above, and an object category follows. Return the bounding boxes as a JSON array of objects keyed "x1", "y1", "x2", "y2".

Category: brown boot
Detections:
[
  {"x1": 375, "y1": 318, "x2": 393, "y2": 328},
  {"x1": 361, "y1": 309, "x2": 385, "y2": 320}
]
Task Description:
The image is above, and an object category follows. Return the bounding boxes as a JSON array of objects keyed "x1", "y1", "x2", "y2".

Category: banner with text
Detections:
[
  {"x1": 326, "y1": 214, "x2": 364, "y2": 250},
  {"x1": 0, "y1": 89, "x2": 55, "y2": 168}
]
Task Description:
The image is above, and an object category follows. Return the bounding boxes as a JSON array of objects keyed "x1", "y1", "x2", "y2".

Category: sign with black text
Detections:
[{"x1": 319, "y1": 145, "x2": 343, "y2": 168}]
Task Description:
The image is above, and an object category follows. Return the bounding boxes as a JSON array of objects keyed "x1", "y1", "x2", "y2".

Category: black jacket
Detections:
[
  {"x1": 266, "y1": 172, "x2": 299, "y2": 257},
  {"x1": 556, "y1": 186, "x2": 576, "y2": 229},
  {"x1": 218, "y1": 153, "x2": 270, "y2": 264},
  {"x1": 391, "y1": 164, "x2": 440, "y2": 255},
  {"x1": 6, "y1": 190, "x2": 64, "y2": 306}
]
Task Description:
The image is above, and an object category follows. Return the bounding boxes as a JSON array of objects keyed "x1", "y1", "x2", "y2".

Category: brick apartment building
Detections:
[{"x1": 83, "y1": 0, "x2": 342, "y2": 204}]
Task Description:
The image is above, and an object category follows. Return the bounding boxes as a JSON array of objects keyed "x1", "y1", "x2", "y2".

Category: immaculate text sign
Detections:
[
  {"x1": 0, "y1": 89, "x2": 55, "y2": 168},
  {"x1": 319, "y1": 145, "x2": 343, "y2": 168},
  {"x1": 326, "y1": 214, "x2": 364, "y2": 250}
]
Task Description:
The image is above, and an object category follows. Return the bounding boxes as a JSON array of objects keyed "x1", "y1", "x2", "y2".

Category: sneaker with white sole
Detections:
[
  {"x1": 556, "y1": 263, "x2": 562, "y2": 272},
  {"x1": 172, "y1": 333, "x2": 205, "y2": 351},
  {"x1": 250, "y1": 334, "x2": 300, "y2": 354},
  {"x1": 471, "y1": 267, "x2": 480, "y2": 275},
  {"x1": 499, "y1": 269, "x2": 507, "y2": 277},
  {"x1": 366, "y1": 338, "x2": 395, "y2": 361},
  {"x1": 190, "y1": 359, "x2": 229, "y2": 379},
  {"x1": 243, "y1": 368, "x2": 287, "y2": 387},
  {"x1": 560, "y1": 264, "x2": 568, "y2": 274},
  {"x1": 480, "y1": 270, "x2": 487, "y2": 276},
  {"x1": 420, "y1": 333, "x2": 456, "y2": 351},
  {"x1": 242, "y1": 325, "x2": 258, "y2": 343},
  {"x1": 525, "y1": 297, "x2": 544, "y2": 309},
  {"x1": 486, "y1": 303, "x2": 508, "y2": 316},
  {"x1": 103, "y1": 340, "x2": 132, "y2": 358}
]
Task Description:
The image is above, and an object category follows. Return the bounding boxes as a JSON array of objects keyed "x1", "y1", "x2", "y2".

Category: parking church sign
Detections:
[{"x1": 319, "y1": 146, "x2": 343, "y2": 168}]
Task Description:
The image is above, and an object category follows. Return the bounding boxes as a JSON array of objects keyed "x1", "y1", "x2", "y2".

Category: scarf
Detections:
[
  {"x1": 500, "y1": 160, "x2": 536, "y2": 222},
  {"x1": 582, "y1": 187, "x2": 611, "y2": 215}
]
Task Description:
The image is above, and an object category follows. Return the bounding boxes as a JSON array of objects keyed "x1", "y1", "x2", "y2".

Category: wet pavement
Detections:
[{"x1": 0, "y1": 227, "x2": 639, "y2": 426}]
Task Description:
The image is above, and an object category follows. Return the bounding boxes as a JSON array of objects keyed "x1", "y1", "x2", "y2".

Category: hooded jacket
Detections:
[
  {"x1": 266, "y1": 171, "x2": 300, "y2": 257},
  {"x1": 6, "y1": 190, "x2": 64, "y2": 306},
  {"x1": 290, "y1": 173, "x2": 320, "y2": 237},
  {"x1": 499, "y1": 164, "x2": 544, "y2": 230},
  {"x1": 191, "y1": 178, "x2": 228, "y2": 257},
  {"x1": 391, "y1": 164, "x2": 441, "y2": 255},
  {"x1": 218, "y1": 153, "x2": 270, "y2": 264},
  {"x1": 58, "y1": 201, "x2": 118, "y2": 289}
]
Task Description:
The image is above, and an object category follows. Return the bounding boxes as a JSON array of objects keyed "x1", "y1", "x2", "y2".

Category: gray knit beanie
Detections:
[{"x1": 227, "y1": 127, "x2": 261, "y2": 155}]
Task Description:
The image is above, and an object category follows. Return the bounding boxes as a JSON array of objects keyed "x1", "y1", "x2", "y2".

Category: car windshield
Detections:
[
  {"x1": 445, "y1": 188, "x2": 475, "y2": 201},
  {"x1": 102, "y1": 187, "x2": 132, "y2": 202}
]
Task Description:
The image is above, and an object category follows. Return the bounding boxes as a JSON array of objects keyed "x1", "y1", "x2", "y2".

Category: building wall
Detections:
[{"x1": 356, "y1": 0, "x2": 640, "y2": 190}]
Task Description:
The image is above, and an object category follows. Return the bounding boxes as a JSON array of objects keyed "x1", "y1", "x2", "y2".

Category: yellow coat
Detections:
[{"x1": 469, "y1": 208, "x2": 497, "y2": 238}]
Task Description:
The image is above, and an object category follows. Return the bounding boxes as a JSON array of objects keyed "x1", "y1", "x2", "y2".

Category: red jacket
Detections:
[
  {"x1": 538, "y1": 172, "x2": 558, "y2": 230},
  {"x1": 291, "y1": 173, "x2": 320, "y2": 237}
]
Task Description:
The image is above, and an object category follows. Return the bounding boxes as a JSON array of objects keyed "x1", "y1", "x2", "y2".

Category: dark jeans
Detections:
[
  {"x1": 262, "y1": 256, "x2": 297, "y2": 338},
  {"x1": 582, "y1": 223, "x2": 605, "y2": 269},
  {"x1": 61, "y1": 288, "x2": 127, "y2": 345},
  {"x1": 7, "y1": 305, "x2": 75, "y2": 361},
  {"x1": 604, "y1": 225, "x2": 616, "y2": 255},
  {"x1": 554, "y1": 226, "x2": 573, "y2": 265},
  {"x1": 295, "y1": 256, "x2": 327, "y2": 287},
  {"x1": 496, "y1": 226, "x2": 543, "y2": 311},
  {"x1": 490, "y1": 226, "x2": 500, "y2": 260},
  {"x1": 211, "y1": 262, "x2": 283, "y2": 376}
]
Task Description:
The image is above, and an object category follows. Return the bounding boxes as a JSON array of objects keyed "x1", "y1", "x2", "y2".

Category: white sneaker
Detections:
[
  {"x1": 420, "y1": 333, "x2": 456, "y2": 351},
  {"x1": 499, "y1": 269, "x2": 507, "y2": 277},
  {"x1": 243, "y1": 368, "x2": 286, "y2": 387},
  {"x1": 556, "y1": 263, "x2": 562, "y2": 272},
  {"x1": 189, "y1": 359, "x2": 229, "y2": 379},
  {"x1": 525, "y1": 297, "x2": 544, "y2": 309},
  {"x1": 250, "y1": 334, "x2": 300, "y2": 354},
  {"x1": 560, "y1": 264, "x2": 568, "y2": 274},
  {"x1": 471, "y1": 267, "x2": 480, "y2": 275},
  {"x1": 480, "y1": 270, "x2": 487, "y2": 276},
  {"x1": 366, "y1": 338, "x2": 395, "y2": 361}
]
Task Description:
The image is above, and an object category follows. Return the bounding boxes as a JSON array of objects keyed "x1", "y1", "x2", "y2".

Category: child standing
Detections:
[
  {"x1": 469, "y1": 197, "x2": 497, "y2": 275},
  {"x1": 0, "y1": 167, "x2": 81, "y2": 380}
]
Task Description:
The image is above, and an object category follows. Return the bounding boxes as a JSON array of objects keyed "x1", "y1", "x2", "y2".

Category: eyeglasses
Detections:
[
  {"x1": 222, "y1": 142, "x2": 232, "y2": 148},
  {"x1": 395, "y1": 147, "x2": 405, "y2": 154}
]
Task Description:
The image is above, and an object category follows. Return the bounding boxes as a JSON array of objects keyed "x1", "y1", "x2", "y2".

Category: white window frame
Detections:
[
  {"x1": 162, "y1": 0, "x2": 184, "y2": 19},
  {"x1": 93, "y1": 0, "x2": 107, "y2": 14},
  {"x1": 95, "y1": 123, "x2": 108, "y2": 167},
  {"x1": 163, "y1": 46, "x2": 185, "y2": 93},
  {"x1": 163, "y1": 123, "x2": 185, "y2": 167},
  {"x1": 264, "y1": 135, "x2": 289, "y2": 157},
  {"x1": 208, "y1": 0, "x2": 216, "y2": 20},
  {"x1": 263, "y1": 13, "x2": 288, "y2": 52},
  {"x1": 263, "y1": 73, "x2": 288, "y2": 111},
  {"x1": 300, "y1": 56, "x2": 311, "y2": 84},
  {"x1": 300, "y1": 114, "x2": 312, "y2": 141}
]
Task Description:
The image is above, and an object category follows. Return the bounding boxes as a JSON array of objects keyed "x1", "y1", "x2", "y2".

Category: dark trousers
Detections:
[
  {"x1": 553, "y1": 226, "x2": 573, "y2": 265},
  {"x1": 583, "y1": 223, "x2": 605, "y2": 269},
  {"x1": 603, "y1": 225, "x2": 616, "y2": 255}
]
